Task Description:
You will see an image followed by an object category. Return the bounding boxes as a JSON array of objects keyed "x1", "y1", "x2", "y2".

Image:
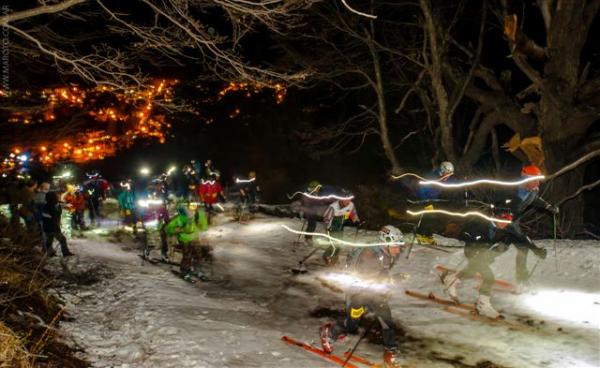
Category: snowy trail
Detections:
[{"x1": 55, "y1": 214, "x2": 600, "y2": 368}]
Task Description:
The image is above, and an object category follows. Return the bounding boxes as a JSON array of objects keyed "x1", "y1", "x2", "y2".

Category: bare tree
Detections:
[
  {"x1": 415, "y1": 0, "x2": 600, "y2": 235},
  {"x1": 284, "y1": 1, "x2": 427, "y2": 173}
]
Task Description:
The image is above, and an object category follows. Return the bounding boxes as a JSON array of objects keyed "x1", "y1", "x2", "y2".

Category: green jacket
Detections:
[
  {"x1": 117, "y1": 190, "x2": 136, "y2": 211},
  {"x1": 164, "y1": 210, "x2": 208, "y2": 245}
]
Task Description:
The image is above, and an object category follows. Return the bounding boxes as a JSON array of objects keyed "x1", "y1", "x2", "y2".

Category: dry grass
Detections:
[
  {"x1": 0, "y1": 214, "x2": 88, "y2": 367},
  {"x1": 0, "y1": 321, "x2": 31, "y2": 368}
]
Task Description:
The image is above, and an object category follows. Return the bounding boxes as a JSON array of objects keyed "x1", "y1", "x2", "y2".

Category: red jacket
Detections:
[
  {"x1": 199, "y1": 180, "x2": 222, "y2": 205},
  {"x1": 65, "y1": 193, "x2": 86, "y2": 212}
]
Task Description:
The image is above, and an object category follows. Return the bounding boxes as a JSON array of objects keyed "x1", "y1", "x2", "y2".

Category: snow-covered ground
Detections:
[{"x1": 52, "y1": 211, "x2": 600, "y2": 368}]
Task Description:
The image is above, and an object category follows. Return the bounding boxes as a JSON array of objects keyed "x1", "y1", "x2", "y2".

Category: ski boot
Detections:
[
  {"x1": 440, "y1": 271, "x2": 460, "y2": 301},
  {"x1": 383, "y1": 349, "x2": 402, "y2": 368},
  {"x1": 319, "y1": 323, "x2": 335, "y2": 353},
  {"x1": 476, "y1": 295, "x2": 500, "y2": 319},
  {"x1": 196, "y1": 271, "x2": 210, "y2": 281},
  {"x1": 416, "y1": 234, "x2": 436, "y2": 245}
]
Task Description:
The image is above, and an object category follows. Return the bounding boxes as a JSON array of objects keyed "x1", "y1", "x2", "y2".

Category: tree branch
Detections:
[
  {"x1": 0, "y1": 0, "x2": 87, "y2": 25},
  {"x1": 545, "y1": 149, "x2": 600, "y2": 181},
  {"x1": 557, "y1": 178, "x2": 600, "y2": 206}
]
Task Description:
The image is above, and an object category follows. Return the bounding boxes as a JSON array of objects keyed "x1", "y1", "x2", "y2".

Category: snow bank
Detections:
[{"x1": 54, "y1": 213, "x2": 600, "y2": 368}]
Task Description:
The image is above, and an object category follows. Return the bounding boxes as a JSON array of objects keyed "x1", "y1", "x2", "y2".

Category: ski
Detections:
[
  {"x1": 406, "y1": 290, "x2": 527, "y2": 329},
  {"x1": 434, "y1": 265, "x2": 518, "y2": 294},
  {"x1": 138, "y1": 254, "x2": 179, "y2": 266},
  {"x1": 404, "y1": 290, "x2": 475, "y2": 311},
  {"x1": 171, "y1": 269, "x2": 197, "y2": 284},
  {"x1": 282, "y1": 336, "x2": 378, "y2": 368},
  {"x1": 342, "y1": 351, "x2": 381, "y2": 368},
  {"x1": 442, "y1": 306, "x2": 520, "y2": 329}
]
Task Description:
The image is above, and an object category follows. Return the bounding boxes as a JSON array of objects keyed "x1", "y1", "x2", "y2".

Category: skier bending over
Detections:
[
  {"x1": 507, "y1": 164, "x2": 558, "y2": 287},
  {"x1": 440, "y1": 211, "x2": 523, "y2": 318},
  {"x1": 320, "y1": 225, "x2": 404, "y2": 368},
  {"x1": 164, "y1": 202, "x2": 208, "y2": 281}
]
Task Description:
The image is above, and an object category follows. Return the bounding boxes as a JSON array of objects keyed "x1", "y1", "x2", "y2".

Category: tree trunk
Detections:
[
  {"x1": 419, "y1": 0, "x2": 455, "y2": 163},
  {"x1": 366, "y1": 27, "x2": 402, "y2": 174},
  {"x1": 544, "y1": 145, "x2": 585, "y2": 236}
]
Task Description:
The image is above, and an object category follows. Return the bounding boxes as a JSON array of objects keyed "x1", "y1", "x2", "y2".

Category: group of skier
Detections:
[
  {"x1": 1, "y1": 158, "x2": 560, "y2": 368},
  {"x1": 114, "y1": 159, "x2": 261, "y2": 281},
  {"x1": 0, "y1": 170, "x2": 111, "y2": 257},
  {"x1": 287, "y1": 161, "x2": 558, "y2": 368}
]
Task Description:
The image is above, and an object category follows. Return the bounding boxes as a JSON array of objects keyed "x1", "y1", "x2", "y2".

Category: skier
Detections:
[
  {"x1": 415, "y1": 161, "x2": 455, "y2": 245},
  {"x1": 117, "y1": 180, "x2": 140, "y2": 233},
  {"x1": 508, "y1": 164, "x2": 558, "y2": 287},
  {"x1": 320, "y1": 225, "x2": 404, "y2": 368},
  {"x1": 83, "y1": 171, "x2": 109, "y2": 226},
  {"x1": 238, "y1": 171, "x2": 260, "y2": 206},
  {"x1": 290, "y1": 180, "x2": 334, "y2": 244},
  {"x1": 417, "y1": 161, "x2": 455, "y2": 200},
  {"x1": 33, "y1": 182, "x2": 50, "y2": 243},
  {"x1": 440, "y1": 211, "x2": 518, "y2": 318},
  {"x1": 64, "y1": 186, "x2": 87, "y2": 232},
  {"x1": 199, "y1": 172, "x2": 225, "y2": 224},
  {"x1": 164, "y1": 201, "x2": 209, "y2": 281},
  {"x1": 322, "y1": 194, "x2": 360, "y2": 265},
  {"x1": 41, "y1": 191, "x2": 74, "y2": 257},
  {"x1": 237, "y1": 171, "x2": 260, "y2": 221}
]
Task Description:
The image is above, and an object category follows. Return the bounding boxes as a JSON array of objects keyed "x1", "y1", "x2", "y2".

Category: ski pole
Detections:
[
  {"x1": 553, "y1": 213, "x2": 558, "y2": 272},
  {"x1": 405, "y1": 214, "x2": 423, "y2": 259},
  {"x1": 529, "y1": 214, "x2": 559, "y2": 279},
  {"x1": 294, "y1": 219, "x2": 307, "y2": 244},
  {"x1": 342, "y1": 319, "x2": 376, "y2": 367}
]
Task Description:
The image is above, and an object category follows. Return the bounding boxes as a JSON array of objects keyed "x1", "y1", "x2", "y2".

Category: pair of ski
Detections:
[
  {"x1": 170, "y1": 269, "x2": 211, "y2": 283},
  {"x1": 281, "y1": 336, "x2": 381, "y2": 368},
  {"x1": 434, "y1": 264, "x2": 519, "y2": 294},
  {"x1": 404, "y1": 290, "x2": 520, "y2": 328}
]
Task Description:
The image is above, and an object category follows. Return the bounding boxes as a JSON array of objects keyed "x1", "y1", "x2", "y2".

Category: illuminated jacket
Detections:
[
  {"x1": 65, "y1": 193, "x2": 86, "y2": 212},
  {"x1": 164, "y1": 210, "x2": 208, "y2": 245},
  {"x1": 417, "y1": 168, "x2": 454, "y2": 200},
  {"x1": 323, "y1": 201, "x2": 359, "y2": 231},
  {"x1": 117, "y1": 190, "x2": 136, "y2": 211},
  {"x1": 199, "y1": 180, "x2": 223, "y2": 205}
]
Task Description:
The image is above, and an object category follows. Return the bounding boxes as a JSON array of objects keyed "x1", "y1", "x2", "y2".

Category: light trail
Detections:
[
  {"x1": 321, "y1": 272, "x2": 390, "y2": 293},
  {"x1": 391, "y1": 172, "x2": 453, "y2": 181},
  {"x1": 407, "y1": 209, "x2": 512, "y2": 224},
  {"x1": 281, "y1": 225, "x2": 404, "y2": 247},
  {"x1": 419, "y1": 175, "x2": 545, "y2": 189},
  {"x1": 137, "y1": 199, "x2": 163, "y2": 208},
  {"x1": 235, "y1": 177, "x2": 256, "y2": 184},
  {"x1": 286, "y1": 184, "x2": 322, "y2": 200}
]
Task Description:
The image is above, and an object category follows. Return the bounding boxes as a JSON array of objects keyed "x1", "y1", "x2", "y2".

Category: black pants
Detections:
[
  {"x1": 88, "y1": 197, "x2": 100, "y2": 223},
  {"x1": 44, "y1": 231, "x2": 71, "y2": 255},
  {"x1": 331, "y1": 294, "x2": 397, "y2": 351},
  {"x1": 304, "y1": 215, "x2": 320, "y2": 241},
  {"x1": 180, "y1": 242, "x2": 199, "y2": 274},
  {"x1": 457, "y1": 243, "x2": 506, "y2": 295},
  {"x1": 205, "y1": 203, "x2": 215, "y2": 224},
  {"x1": 71, "y1": 211, "x2": 86, "y2": 230},
  {"x1": 507, "y1": 222, "x2": 533, "y2": 283}
]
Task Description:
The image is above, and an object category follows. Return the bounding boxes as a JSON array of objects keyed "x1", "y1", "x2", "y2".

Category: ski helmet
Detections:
[
  {"x1": 439, "y1": 161, "x2": 454, "y2": 176},
  {"x1": 378, "y1": 225, "x2": 404, "y2": 244},
  {"x1": 521, "y1": 164, "x2": 542, "y2": 177},
  {"x1": 307, "y1": 180, "x2": 321, "y2": 192}
]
